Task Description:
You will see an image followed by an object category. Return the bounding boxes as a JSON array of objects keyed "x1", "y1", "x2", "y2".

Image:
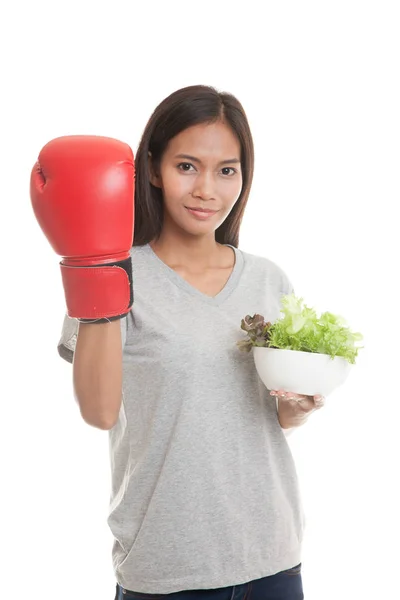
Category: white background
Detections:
[{"x1": 1, "y1": 1, "x2": 399, "y2": 598}]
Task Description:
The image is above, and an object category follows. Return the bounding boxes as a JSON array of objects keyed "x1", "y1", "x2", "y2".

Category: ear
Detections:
[{"x1": 148, "y1": 152, "x2": 161, "y2": 188}]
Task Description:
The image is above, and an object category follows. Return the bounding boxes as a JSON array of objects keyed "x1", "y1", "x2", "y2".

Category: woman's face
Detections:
[{"x1": 150, "y1": 120, "x2": 242, "y2": 238}]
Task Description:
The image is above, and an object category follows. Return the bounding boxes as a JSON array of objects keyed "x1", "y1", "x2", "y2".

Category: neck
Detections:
[{"x1": 149, "y1": 231, "x2": 223, "y2": 269}]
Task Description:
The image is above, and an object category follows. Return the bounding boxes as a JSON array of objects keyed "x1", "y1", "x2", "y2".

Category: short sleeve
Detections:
[
  {"x1": 280, "y1": 270, "x2": 295, "y2": 298},
  {"x1": 57, "y1": 314, "x2": 128, "y2": 364}
]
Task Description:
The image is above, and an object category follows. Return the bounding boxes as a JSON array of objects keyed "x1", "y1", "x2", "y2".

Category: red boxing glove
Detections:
[{"x1": 30, "y1": 135, "x2": 135, "y2": 321}]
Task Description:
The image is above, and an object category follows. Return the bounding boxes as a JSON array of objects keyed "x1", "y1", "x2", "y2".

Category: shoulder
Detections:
[
  {"x1": 130, "y1": 244, "x2": 149, "y2": 259},
  {"x1": 238, "y1": 247, "x2": 294, "y2": 295},
  {"x1": 129, "y1": 244, "x2": 154, "y2": 273}
]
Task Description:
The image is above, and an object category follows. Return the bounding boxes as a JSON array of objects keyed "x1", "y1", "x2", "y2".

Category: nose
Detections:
[{"x1": 191, "y1": 171, "x2": 215, "y2": 201}]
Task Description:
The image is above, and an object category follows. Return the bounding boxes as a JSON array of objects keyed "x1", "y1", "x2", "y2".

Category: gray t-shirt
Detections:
[{"x1": 58, "y1": 243, "x2": 304, "y2": 594}]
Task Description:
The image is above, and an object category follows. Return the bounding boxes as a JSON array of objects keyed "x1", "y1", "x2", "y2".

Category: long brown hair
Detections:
[{"x1": 133, "y1": 85, "x2": 254, "y2": 248}]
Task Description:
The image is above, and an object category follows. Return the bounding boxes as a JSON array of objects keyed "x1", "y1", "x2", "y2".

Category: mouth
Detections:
[{"x1": 185, "y1": 206, "x2": 218, "y2": 220}]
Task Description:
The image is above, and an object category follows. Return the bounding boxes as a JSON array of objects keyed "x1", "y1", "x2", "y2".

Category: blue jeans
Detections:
[{"x1": 114, "y1": 564, "x2": 304, "y2": 600}]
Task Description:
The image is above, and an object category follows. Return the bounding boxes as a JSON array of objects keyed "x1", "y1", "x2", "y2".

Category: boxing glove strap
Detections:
[{"x1": 60, "y1": 256, "x2": 134, "y2": 322}]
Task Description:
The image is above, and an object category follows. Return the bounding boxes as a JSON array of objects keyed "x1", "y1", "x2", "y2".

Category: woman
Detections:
[{"x1": 54, "y1": 85, "x2": 324, "y2": 600}]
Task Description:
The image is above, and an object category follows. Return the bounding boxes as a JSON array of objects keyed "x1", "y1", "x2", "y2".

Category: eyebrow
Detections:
[{"x1": 174, "y1": 154, "x2": 240, "y2": 166}]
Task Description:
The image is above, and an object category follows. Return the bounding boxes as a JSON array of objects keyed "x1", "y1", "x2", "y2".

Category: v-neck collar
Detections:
[{"x1": 142, "y1": 243, "x2": 244, "y2": 307}]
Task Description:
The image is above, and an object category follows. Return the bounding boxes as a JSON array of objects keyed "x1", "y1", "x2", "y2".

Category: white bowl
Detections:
[{"x1": 253, "y1": 347, "x2": 352, "y2": 397}]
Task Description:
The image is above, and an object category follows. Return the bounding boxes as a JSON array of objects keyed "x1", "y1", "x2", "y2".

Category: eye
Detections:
[
  {"x1": 177, "y1": 162, "x2": 195, "y2": 172},
  {"x1": 221, "y1": 167, "x2": 237, "y2": 176}
]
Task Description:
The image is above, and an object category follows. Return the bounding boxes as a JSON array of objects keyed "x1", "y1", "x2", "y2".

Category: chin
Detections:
[{"x1": 178, "y1": 222, "x2": 218, "y2": 238}]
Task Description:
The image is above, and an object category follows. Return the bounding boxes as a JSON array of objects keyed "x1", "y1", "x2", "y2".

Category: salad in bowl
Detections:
[{"x1": 237, "y1": 294, "x2": 363, "y2": 397}]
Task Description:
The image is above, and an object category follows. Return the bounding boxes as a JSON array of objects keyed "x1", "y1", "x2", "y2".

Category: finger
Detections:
[
  {"x1": 288, "y1": 393, "x2": 309, "y2": 402},
  {"x1": 284, "y1": 396, "x2": 314, "y2": 414},
  {"x1": 277, "y1": 391, "x2": 308, "y2": 402},
  {"x1": 298, "y1": 398, "x2": 315, "y2": 413},
  {"x1": 314, "y1": 395, "x2": 325, "y2": 409},
  {"x1": 279, "y1": 390, "x2": 299, "y2": 400},
  {"x1": 270, "y1": 389, "x2": 288, "y2": 398}
]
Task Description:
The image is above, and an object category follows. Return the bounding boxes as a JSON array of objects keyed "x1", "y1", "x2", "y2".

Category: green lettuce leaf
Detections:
[{"x1": 237, "y1": 293, "x2": 364, "y2": 364}]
